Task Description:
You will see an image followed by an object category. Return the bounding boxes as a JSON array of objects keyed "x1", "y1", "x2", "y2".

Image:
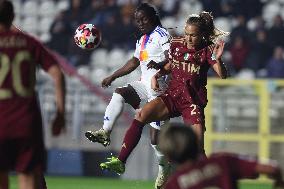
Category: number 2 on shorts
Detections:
[{"x1": 190, "y1": 104, "x2": 197, "y2": 115}]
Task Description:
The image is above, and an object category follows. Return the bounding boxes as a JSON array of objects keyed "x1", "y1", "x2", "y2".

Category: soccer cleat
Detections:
[
  {"x1": 85, "y1": 128, "x2": 111, "y2": 147},
  {"x1": 100, "y1": 156, "x2": 125, "y2": 175},
  {"x1": 155, "y1": 163, "x2": 172, "y2": 189}
]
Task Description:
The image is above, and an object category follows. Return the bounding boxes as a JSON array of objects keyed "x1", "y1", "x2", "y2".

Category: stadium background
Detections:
[{"x1": 10, "y1": 0, "x2": 284, "y2": 187}]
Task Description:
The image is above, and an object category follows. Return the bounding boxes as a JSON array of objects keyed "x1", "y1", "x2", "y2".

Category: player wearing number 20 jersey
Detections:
[
  {"x1": 0, "y1": 30, "x2": 57, "y2": 172},
  {"x1": 0, "y1": 31, "x2": 56, "y2": 138},
  {"x1": 0, "y1": 1, "x2": 65, "y2": 189}
]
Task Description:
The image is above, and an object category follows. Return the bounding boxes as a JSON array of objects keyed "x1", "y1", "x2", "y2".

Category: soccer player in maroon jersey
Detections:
[
  {"x1": 0, "y1": 1, "x2": 66, "y2": 189},
  {"x1": 100, "y1": 11, "x2": 228, "y2": 175},
  {"x1": 159, "y1": 124, "x2": 284, "y2": 189}
]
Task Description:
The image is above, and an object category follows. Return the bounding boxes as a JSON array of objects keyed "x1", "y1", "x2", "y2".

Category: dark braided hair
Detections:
[
  {"x1": 133, "y1": 3, "x2": 163, "y2": 39},
  {"x1": 0, "y1": 0, "x2": 14, "y2": 27},
  {"x1": 135, "y1": 3, "x2": 162, "y2": 27},
  {"x1": 186, "y1": 11, "x2": 229, "y2": 43}
]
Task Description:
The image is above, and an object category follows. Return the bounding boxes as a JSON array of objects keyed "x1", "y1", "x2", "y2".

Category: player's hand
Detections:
[
  {"x1": 101, "y1": 75, "x2": 115, "y2": 88},
  {"x1": 51, "y1": 111, "x2": 66, "y2": 136},
  {"x1": 147, "y1": 60, "x2": 160, "y2": 70},
  {"x1": 213, "y1": 40, "x2": 225, "y2": 60},
  {"x1": 151, "y1": 76, "x2": 160, "y2": 92}
]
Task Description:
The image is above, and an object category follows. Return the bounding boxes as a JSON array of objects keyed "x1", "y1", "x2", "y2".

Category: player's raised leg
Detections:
[
  {"x1": 100, "y1": 97, "x2": 170, "y2": 174},
  {"x1": 85, "y1": 85, "x2": 141, "y2": 146}
]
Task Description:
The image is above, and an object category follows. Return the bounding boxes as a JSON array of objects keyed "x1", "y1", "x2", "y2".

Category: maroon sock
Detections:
[{"x1": 118, "y1": 119, "x2": 144, "y2": 163}]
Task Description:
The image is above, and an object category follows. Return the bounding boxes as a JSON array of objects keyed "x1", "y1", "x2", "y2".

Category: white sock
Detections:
[
  {"x1": 102, "y1": 93, "x2": 125, "y2": 132},
  {"x1": 151, "y1": 144, "x2": 167, "y2": 172}
]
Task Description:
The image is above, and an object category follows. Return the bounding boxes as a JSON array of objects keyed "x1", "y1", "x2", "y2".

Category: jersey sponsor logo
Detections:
[{"x1": 172, "y1": 59, "x2": 200, "y2": 74}]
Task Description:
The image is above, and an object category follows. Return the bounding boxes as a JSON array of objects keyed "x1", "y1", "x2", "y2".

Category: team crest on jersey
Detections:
[
  {"x1": 211, "y1": 53, "x2": 217, "y2": 60},
  {"x1": 184, "y1": 53, "x2": 190, "y2": 60}
]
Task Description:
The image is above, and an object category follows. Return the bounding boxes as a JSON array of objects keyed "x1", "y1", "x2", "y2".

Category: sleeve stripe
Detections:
[
  {"x1": 157, "y1": 26, "x2": 169, "y2": 35},
  {"x1": 154, "y1": 29, "x2": 166, "y2": 37},
  {"x1": 171, "y1": 38, "x2": 183, "y2": 41},
  {"x1": 171, "y1": 39, "x2": 184, "y2": 43},
  {"x1": 155, "y1": 29, "x2": 164, "y2": 37},
  {"x1": 158, "y1": 28, "x2": 167, "y2": 36}
]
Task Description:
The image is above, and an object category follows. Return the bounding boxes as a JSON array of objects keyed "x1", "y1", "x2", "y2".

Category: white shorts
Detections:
[{"x1": 127, "y1": 81, "x2": 167, "y2": 130}]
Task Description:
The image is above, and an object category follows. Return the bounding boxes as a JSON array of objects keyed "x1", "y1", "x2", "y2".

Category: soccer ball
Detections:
[{"x1": 74, "y1": 24, "x2": 101, "y2": 50}]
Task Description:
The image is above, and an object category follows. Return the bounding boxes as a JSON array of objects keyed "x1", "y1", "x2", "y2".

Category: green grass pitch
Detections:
[{"x1": 9, "y1": 176, "x2": 272, "y2": 189}]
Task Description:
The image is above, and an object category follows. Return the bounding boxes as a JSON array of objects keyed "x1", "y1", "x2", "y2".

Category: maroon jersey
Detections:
[
  {"x1": 166, "y1": 37, "x2": 217, "y2": 107},
  {"x1": 0, "y1": 31, "x2": 56, "y2": 139},
  {"x1": 165, "y1": 153, "x2": 259, "y2": 189}
]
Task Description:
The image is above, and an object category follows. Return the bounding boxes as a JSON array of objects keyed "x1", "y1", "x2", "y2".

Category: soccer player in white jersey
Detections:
[{"x1": 85, "y1": 3, "x2": 171, "y2": 188}]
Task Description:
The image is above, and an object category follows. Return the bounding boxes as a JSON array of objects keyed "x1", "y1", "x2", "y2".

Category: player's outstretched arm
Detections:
[
  {"x1": 101, "y1": 57, "x2": 140, "y2": 88},
  {"x1": 146, "y1": 60, "x2": 169, "y2": 70},
  {"x1": 147, "y1": 50, "x2": 169, "y2": 70},
  {"x1": 47, "y1": 65, "x2": 66, "y2": 136},
  {"x1": 154, "y1": 61, "x2": 171, "y2": 78},
  {"x1": 212, "y1": 40, "x2": 228, "y2": 79},
  {"x1": 151, "y1": 62, "x2": 171, "y2": 91}
]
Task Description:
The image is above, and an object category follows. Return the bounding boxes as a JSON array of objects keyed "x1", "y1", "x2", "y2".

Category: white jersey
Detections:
[{"x1": 133, "y1": 26, "x2": 170, "y2": 97}]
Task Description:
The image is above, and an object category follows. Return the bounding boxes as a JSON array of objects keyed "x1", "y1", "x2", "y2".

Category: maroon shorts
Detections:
[
  {"x1": 0, "y1": 138, "x2": 46, "y2": 173},
  {"x1": 160, "y1": 94, "x2": 205, "y2": 125}
]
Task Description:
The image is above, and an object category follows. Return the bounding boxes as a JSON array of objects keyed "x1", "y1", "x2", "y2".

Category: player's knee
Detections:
[
  {"x1": 134, "y1": 109, "x2": 148, "y2": 123},
  {"x1": 114, "y1": 88, "x2": 129, "y2": 102},
  {"x1": 134, "y1": 111, "x2": 143, "y2": 120},
  {"x1": 115, "y1": 86, "x2": 140, "y2": 109},
  {"x1": 114, "y1": 87, "x2": 125, "y2": 96}
]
